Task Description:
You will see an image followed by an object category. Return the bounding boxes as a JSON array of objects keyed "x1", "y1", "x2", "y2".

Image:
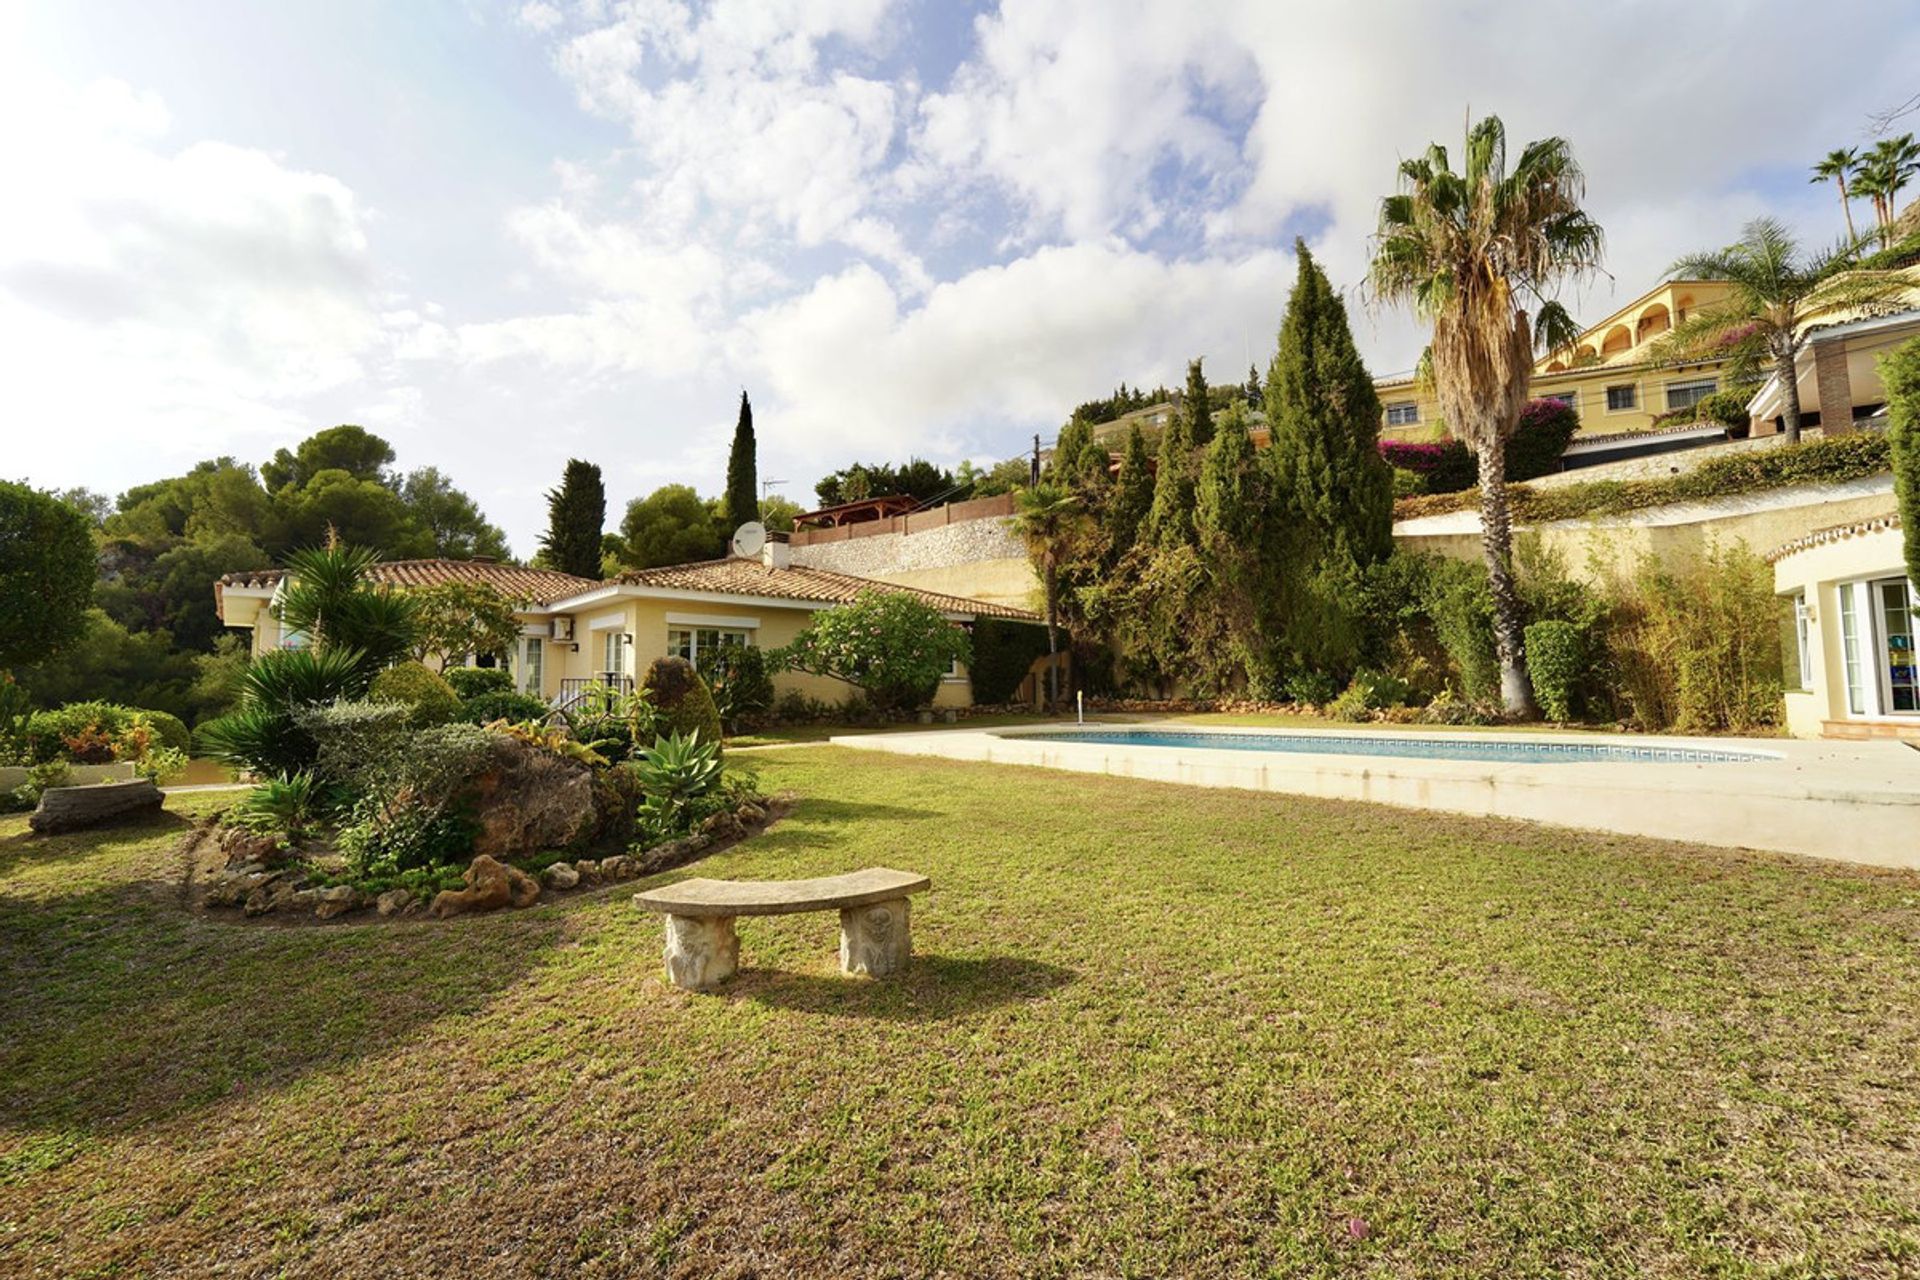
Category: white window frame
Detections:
[
  {"x1": 1384, "y1": 401, "x2": 1419, "y2": 426},
  {"x1": 667, "y1": 626, "x2": 754, "y2": 667},
  {"x1": 1871, "y1": 576, "x2": 1919, "y2": 716},
  {"x1": 602, "y1": 630, "x2": 629, "y2": 679},
  {"x1": 1664, "y1": 377, "x2": 1718, "y2": 412},
  {"x1": 1605, "y1": 383, "x2": 1638, "y2": 413},
  {"x1": 1839, "y1": 581, "x2": 1873, "y2": 716},
  {"x1": 520, "y1": 636, "x2": 544, "y2": 696}
]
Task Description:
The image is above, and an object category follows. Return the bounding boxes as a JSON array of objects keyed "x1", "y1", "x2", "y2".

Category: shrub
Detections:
[
  {"x1": 2, "y1": 761, "x2": 72, "y2": 813},
  {"x1": 458, "y1": 690, "x2": 551, "y2": 725},
  {"x1": 556, "y1": 685, "x2": 658, "y2": 764},
  {"x1": 698, "y1": 644, "x2": 774, "y2": 732},
  {"x1": 140, "y1": 709, "x2": 191, "y2": 754},
  {"x1": 1693, "y1": 389, "x2": 1754, "y2": 436},
  {"x1": 197, "y1": 647, "x2": 371, "y2": 776},
  {"x1": 1883, "y1": 334, "x2": 1920, "y2": 587},
  {"x1": 1395, "y1": 432, "x2": 1892, "y2": 524},
  {"x1": 302, "y1": 700, "x2": 416, "y2": 792},
  {"x1": 969, "y1": 619, "x2": 1053, "y2": 704},
  {"x1": 1506, "y1": 399, "x2": 1580, "y2": 482},
  {"x1": 1598, "y1": 544, "x2": 1783, "y2": 733},
  {"x1": 22, "y1": 702, "x2": 155, "y2": 766},
  {"x1": 1524, "y1": 620, "x2": 1585, "y2": 722},
  {"x1": 228, "y1": 771, "x2": 342, "y2": 845},
  {"x1": 335, "y1": 722, "x2": 493, "y2": 878},
  {"x1": 1423, "y1": 558, "x2": 1500, "y2": 702},
  {"x1": 369, "y1": 661, "x2": 461, "y2": 726},
  {"x1": 1283, "y1": 671, "x2": 1339, "y2": 706},
  {"x1": 0, "y1": 480, "x2": 94, "y2": 669},
  {"x1": 130, "y1": 747, "x2": 189, "y2": 783},
  {"x1": 444, "y1": 667, "x2": 513, "y2": 700},
  {"x1": 776, "y1": 591, "x2": 972, "y2": 713},
  {"x1": 1379, "y1": 439, "x2": 1477, "y2": 494},
  {"x1": 640, "y1": 656, "x2": 724, "y2": 744}
]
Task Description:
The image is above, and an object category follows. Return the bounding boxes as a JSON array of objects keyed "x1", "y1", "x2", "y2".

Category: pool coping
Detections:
[{"x1": 829, "y1": 723, "x2": 1920, "y2": 871}]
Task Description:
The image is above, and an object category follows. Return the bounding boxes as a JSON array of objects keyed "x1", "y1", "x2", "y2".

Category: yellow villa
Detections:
[
  {"x1": 1375, "y1": 279, "x2": 1741, "y2": 441},
  {"x1": 214, "y1": 544, "x2": 1038, "y2": 710}
]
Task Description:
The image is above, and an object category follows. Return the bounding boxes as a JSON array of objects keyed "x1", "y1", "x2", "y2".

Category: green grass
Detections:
[{"x1": 3, "y1": 750, "x2": 1918, "y2": 1276}]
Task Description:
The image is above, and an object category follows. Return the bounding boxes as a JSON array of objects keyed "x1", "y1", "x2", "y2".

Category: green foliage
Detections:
[
  {"x1": 813, "y1": 458, "x2": 957, "y2": 508},
  {"x1": 1423, "y1": 558, "x2": 1500, "y2": 702},
  {"x1": 725, "y1": 391, "x2": 759, "y2": 532},
  {"x1": 758, "y1": 494, "x2": 804, "y2": 532},
  {"x1": 778, "y1": 591, "x2": 972, "y2": 713},
  {"x1": 1105, "y1": 424, "x2": 1155, "y2": 560},
  {"x1": 276, "y1": 469, "x2": 425, "y2": 555},
  {"x1": 335, "y1": 723, "x2": 492, "y2": 878},
  {"x1": 1327, "y1": 670, "x2": 1413, "y2": 722},
  {"x1": 1145, "y1": 390, "x2": 1197, "y2": 548},
  {"x1": 368, "y1": 661, "x2": 461, "y2": 726},
  {"x1": 1692, "y1": 390, "x2": 1755, "y2": 433},
  {"x1": 1882, "y1": 335, "x2": 1920, "y2": 588},
  {"x1": 1600, "y1": 544, "x2": 1784, "y2": 733},
  {"x1": 0, "y1": 480, "x2": 96, "y2": 669},
  {"x1": 139, "y1": 710, "x2": 191, "y2": 754},
  {"x1": 1396, "y1": 432, "x2": 1894, "y2": 524},
  {"x1": 397, "y1": 467, "x2": 510, "y2": 561},
  {"x1": 457, "y1": 691, "x2": 551, "y2": 725},
  {"x1": 2, "y1": 761, "x2": 72, "y2": 813},
  {"x1": 698, "y1": 644, "x2": 774, "y2": 733},
  {"x1": 1067, "y1": 382, "x2": 1174, "y2": 426},
  {"x1": 196, "y1": 647, "x2": 370, "y2": 775},
  {"x1": 273, "y1": 541, "x2": 420, "y2": 671},
  {"x1": 619, "y1": 484, "x2": 721, "y2": 569},
  {"x1": 228, "y1": 771, "x2": 342, "y2": 845},
  {"x1": 1505, "y1": 399, "x2": 1581, "y2": 482},
  {"x1": 301, "y1": 700, "x2": 416, "y2": 792},
  {"x1": 20, "y1": 702, "x2": 159, "y2": 766},
  {"x1": 409, "y1": 581, "x2": 521, "y2": 669},
  {"x1": 632, "y1": 730, "x2": 723, "y2": 809},
  {"x1": 541, "y1": 459, "x2": 607, "y2": 580},
  {"x1": 9, "y1": 609, "x2": 204, "y2": 722},
  {"x1": 444, "y1": 666, "x2": 513, "y2": 699},
  {"x1": 640, "y1": 656, "x2": 725, "y2": 743},
  {"x1": 261, "y1": 425, "x2": 395, "y2": 493},
  {"x1": 0, "y1": 674, "x2": 31, "y2": 763},
  {"x1": 969, "y1": 620, "x2": 1052, "y2": 704},
  {"x1": 1184, "y1": 358, "x2": 1214, "y2": 447},
  {"x1": 555, "y1": 685, "x2": 658, "y2": 764},
  {"x1": 1524, "y1": 620, "x2": 1585, "y2": 721}
]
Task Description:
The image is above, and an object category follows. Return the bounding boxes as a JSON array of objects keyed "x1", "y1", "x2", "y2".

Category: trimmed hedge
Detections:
[
  {"x1": 457, "y1": 690, "x2": 551, "y2": 725},
  {"x1": 1393, "y1": 432, "x2": 1892, "y2": 524},
  {"x1": 444, "y1": 667, "x2": 513, "y2": 699},
  {"x1": 1882, "y1": 335, "x2": 1920, "y2": 588},
  {"x1": 369, "y1": 661, "x2": 461, "y2": 726},
  {"x1": 969, "y1": 619, "x2": 1053, "y2": 704},
  {"x1": 641, "y1": 656, "x2": 724, "y2": 746}
]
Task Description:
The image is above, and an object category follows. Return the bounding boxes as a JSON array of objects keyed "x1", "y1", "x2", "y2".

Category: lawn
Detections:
[{"x1": 4, "y1": 749, "x2": 1918, "y2": 1277}]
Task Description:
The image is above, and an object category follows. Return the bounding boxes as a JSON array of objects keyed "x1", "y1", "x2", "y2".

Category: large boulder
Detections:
[
  {"x1": 28, "y1": 780, "x2": 164, "y2": 835},
  {"x1": 468, "y1": 734, "x2": 598, "y2": 860},
  {"x1": 429, "y1": 854, "x2": 541, "y2": 919}
]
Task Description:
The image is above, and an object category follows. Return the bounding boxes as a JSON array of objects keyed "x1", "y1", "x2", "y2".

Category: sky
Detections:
[{"x1": 4, "y1": 0, "x2": 1918, "y2": 557}]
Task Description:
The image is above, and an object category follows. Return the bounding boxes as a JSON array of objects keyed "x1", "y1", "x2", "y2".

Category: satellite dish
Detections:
[{"x1": 730, "y1": 521, "x2": 767, "y2": 559}]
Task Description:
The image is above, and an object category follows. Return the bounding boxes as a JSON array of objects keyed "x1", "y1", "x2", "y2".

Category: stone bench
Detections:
[{"x1": 634, "y1": 867, "x2": 930, "y2": 991}]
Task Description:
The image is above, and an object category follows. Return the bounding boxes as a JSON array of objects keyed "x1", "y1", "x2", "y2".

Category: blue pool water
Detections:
[{"x1": 1007, "y1": 729, "x2": 1771, "y2": 765}]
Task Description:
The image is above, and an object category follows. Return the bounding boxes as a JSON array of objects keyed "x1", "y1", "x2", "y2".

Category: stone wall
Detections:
[{"x1": 790, "y1": 516, "x2": 1039, "y2": 609}]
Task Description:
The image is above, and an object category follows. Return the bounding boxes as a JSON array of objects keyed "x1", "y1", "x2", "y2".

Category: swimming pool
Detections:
[{"x1": 1004, "y1": 728, "x2": 1775, "y2": 765}]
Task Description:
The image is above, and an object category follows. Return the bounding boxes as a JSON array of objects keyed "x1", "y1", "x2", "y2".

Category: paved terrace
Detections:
[{"x1": 833, "y1": 724, "x2": 1920, "y2": 870}]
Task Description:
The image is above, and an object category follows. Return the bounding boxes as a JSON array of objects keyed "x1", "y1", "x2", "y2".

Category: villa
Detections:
[
  {"x1": 1770, "y1": 513, "x2": 1918, "y2": 740},
  {"x1": 214, "y1": 542, "x2": 1037, "y2": 710}
]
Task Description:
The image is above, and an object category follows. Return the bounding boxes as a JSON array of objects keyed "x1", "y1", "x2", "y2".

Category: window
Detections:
[
  {"x1": 1385, "y1": 401, "x2": 1419, "y2": 426},
  {"x1": 1541, "y1": 390, "x2": 1578, "y2": 412},
  {"x1": 1839, "y1": 583, "x2": 1867, "y2": 715},
  {"x1": 1875, "y1": 577, "x2": 1918, "y2": 713},
  {"x1": 1780, "y1": 593, "x2": 1811, "y2": 692},
  {"x1": 602, "y1": 630, "x2": 628, "y2": 679},
  {"x1": 667, "y1": 627, "x2": 752, "y2": 666},
  {"x1": 521, "y1": 637, "x2": 543, "y2": 696},
  {"x1": 1605, "y1": 384, "x2": 1637, "y2": 412},
  {"x1": 1664, "y1": 377, "x2": 1718, "y2": 412}
]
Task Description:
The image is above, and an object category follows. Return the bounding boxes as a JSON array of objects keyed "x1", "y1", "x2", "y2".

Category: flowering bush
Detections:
[
  {"x1": 776, "y1": 591, "x2": 972, "y2": 713},
  {"x1": 1378, "y1": 399, "x2": 1577, "y2": 494}
]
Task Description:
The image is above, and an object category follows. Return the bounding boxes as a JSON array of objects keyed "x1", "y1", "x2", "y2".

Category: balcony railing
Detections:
[{"x1": 554, "y1": 675, "x2": 635, "y2": 713}]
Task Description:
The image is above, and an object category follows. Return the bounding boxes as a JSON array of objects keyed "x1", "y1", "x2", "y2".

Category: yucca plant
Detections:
[
  {"x1": 228, "y1": 771, "x2": 345, "y2": 844},
  {"x1": 198, "y1": 647, "x2": 371, "y2": 775},
  {"x1": 273, "y1": 539, "x2": 420, "y2": 673}
]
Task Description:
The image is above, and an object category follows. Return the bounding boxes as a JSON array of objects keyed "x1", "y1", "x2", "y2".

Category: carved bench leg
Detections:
[
  {"x1": 663, "y1": 914, "x2": 738, "y2": 991},
  {"x1": 839, "y1": 898, "x2": 911, "y2": 977}
]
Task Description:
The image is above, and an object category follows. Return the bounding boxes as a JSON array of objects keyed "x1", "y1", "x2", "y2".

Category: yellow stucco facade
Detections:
[
  {"x1": 1377, "y1": 280, "x2": 1739, "y2": 441},
  {"x1": 1769, "y1": 520, "x2": 1918, "y2": 740}
]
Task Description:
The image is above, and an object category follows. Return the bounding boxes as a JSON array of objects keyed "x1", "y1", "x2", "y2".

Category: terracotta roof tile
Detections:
[
  {"x1": 1765, "y1": 512, "x2": 1902, "y2": 563},
  {"x1": 216, "y1": 559, "x2": 597, "y2": 606},
  {"x1": 609, "y1": 557, "x2": 1037, "y2": 620}
]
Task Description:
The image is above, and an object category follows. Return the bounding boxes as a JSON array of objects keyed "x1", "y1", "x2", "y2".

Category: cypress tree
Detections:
[
  {"x1": 1244, "y1": 362, "x2": 1262, "y2": 406},
  {"x1": 1264, "y1": 239, "x2": 1393, "y2": 567},
  {"x1": 1184, "y1": 357, "x2": 1214, "y2": 447},
  {"x1": 1145, "y1": 393, "x2": 1196, "y2": 548},
  {"x1": 1196, "y1": 405, "x2": 1259, "y2": 551},
  {"x1": 724, "y1": 391, "x2": 758, "y2": 533},
  {"x1": 1107, "y1": 423, "x2": 1154, "y2": 558},
  {"x1": 540, "y1": 459, "x2": 606, "y2": 580}
]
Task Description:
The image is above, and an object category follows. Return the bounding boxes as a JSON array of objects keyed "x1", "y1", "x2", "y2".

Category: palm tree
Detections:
[
  {"x1": 1012, "y1": 483, "x2": 1090, "y2": 711},
  {"x1": 1646, "y1": 217, "x2": 1915, "y2": 443},
  {"x1": 1368, "y1": 115, "x2": 1603, "y2": 716},
  {"x1": 1810, "y1": 147, "x2": 1860, "y2": 244},
  {"x1": 1855, "y1": 134, "x2": 1919, "y2": 237}
]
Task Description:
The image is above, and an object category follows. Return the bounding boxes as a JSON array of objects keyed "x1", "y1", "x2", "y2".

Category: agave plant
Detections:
[
  {"x1": 228, "y1": 770, "x2": 345, "y2": 844},
  {"x1": 632, "y1": 730, "x2": 723, "y2": 805}
]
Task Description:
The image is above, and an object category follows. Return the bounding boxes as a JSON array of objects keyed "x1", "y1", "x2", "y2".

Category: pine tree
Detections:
[
  {"x1": 724, "y1": 391, "x2": 758, "y2": 533},
  {"x1": 1145, "y1": 394, "x2": 1196, "y2": 548},
  {"x1": 1265, "y1": 240, "x2": 1392, "y2": 567},
  {"x1": 1184, "y1": 357, "x2": 1214, "y2": 447},
  {"x1": 540, "y1": 459, "x2": 606, "y2": 580},
  {"x1": 1106, "y1": 423, "x2": 1154, "y2": 559},
  {"x1": 1244, "y1": 363, "x2": 1262, "y2": 406}
]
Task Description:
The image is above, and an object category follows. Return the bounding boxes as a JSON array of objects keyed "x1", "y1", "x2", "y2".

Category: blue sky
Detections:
[{"x1": 5, "y1": 0, "x2": 1918, "y2": 556}]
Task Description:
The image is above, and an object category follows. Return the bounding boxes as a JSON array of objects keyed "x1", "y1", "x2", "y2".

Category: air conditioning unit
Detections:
[{"x1": 550, "y1": 616, "x2": 575, "y2": 642}]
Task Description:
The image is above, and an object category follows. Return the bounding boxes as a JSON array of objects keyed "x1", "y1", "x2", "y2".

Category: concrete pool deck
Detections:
[{"x1": 830, "y1": 723, "x2": 1920, "y2": 870}]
